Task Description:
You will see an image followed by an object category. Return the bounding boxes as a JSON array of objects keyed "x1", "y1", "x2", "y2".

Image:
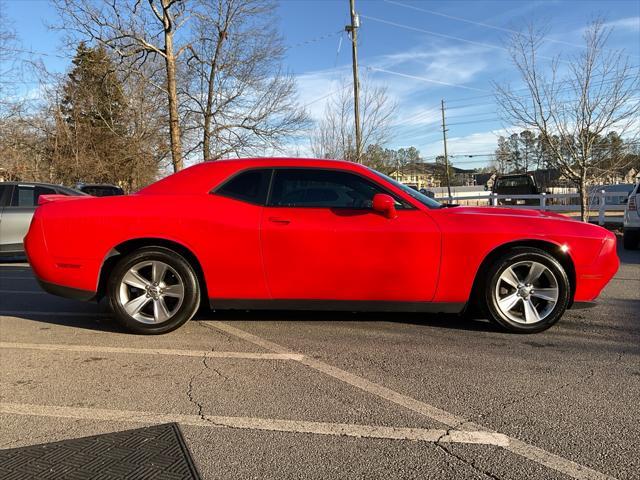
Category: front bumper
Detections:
[{"x1": 573, "y1": 233, "x2": 619, "y2": 302}]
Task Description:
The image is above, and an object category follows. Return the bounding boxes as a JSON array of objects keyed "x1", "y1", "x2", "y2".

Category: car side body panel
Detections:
[
  {"x1": 24, "y1": 158, "x2": 619, "y2": 310},
  {"x1": 429, "y1": 207, "x2": 618, "y2": 303}
]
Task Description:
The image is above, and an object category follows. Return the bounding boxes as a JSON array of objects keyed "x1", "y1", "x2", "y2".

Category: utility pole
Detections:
[
  {"x1": 346, "y1": 0, "x2": 362, "y2": 163},
  {"x1": 440, "y1": 99, "x2": 452, "y2": 201}
]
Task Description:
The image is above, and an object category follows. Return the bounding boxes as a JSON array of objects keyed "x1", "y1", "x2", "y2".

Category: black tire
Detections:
[
  {"x1": 623, "y1": 229, "x2": 639, "y2": 250},
  {"x1": 481, "y1": 247, "x2": 570, "y2": 333},
  {"x1": 107, "y1": 247, "x2": 200, "y2": 334}
]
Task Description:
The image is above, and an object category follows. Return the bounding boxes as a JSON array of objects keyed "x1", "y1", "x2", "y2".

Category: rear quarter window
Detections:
[
  {"x1": 11, "y1": 185, "x2": 57, "y2": 207},
  {"x1": 215, "y1": 169, "x2": 271, "y2": 205}
]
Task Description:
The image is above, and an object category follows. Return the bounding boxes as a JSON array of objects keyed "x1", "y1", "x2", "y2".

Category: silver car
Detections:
[{"x1": 0, "y1": 182, "x2": 85, "y2": 256}]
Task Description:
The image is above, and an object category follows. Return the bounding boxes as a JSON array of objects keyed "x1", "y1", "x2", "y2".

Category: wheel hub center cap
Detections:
[
  {"x1": 147, "y1": 285, "x2": 162, "y2": 299},
  {"x1": 517, "y1": 285, "x2": 532, "y2": 298}
]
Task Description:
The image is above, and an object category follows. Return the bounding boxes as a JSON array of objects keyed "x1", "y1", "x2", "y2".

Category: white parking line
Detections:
[
  {"x1": 205, "y1": 321, "x2": 615, "y2": 480},
  {"x1": 0, "y1": 290, "x2": 47, "y2": 295},
  {"x1": 0, "y1": 402, "x2": 508, "y2": 446},
  {"x1": 0, "y1": 311, "x2": 108, "y2": 317},
  {"x1": 0, "y1": 342, "x2": 303, "y2": 361}
]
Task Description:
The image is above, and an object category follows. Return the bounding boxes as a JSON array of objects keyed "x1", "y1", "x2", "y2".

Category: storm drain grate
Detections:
[{"x1": 0, "y1": 423, "x2": 201, "y2": 480}]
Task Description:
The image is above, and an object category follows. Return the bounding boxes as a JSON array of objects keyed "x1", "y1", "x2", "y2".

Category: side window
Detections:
[
  {"x1": 11, "y1": 186, "x2": 56, "y2": 207},
  {"x1": 215, "y1": 169, "x2": 270, "y2": 205},
  {"x1": 12, "y1": 186, "x2": 35, "y2": 207},
  {"x1": 0, "y1": 185, "x2": 10, "y2": 207},
  {"x1": 269, "y1": 169, "x2": 395, "y2": 209},
  {"x1": 35, "y1": 186, "x2": 57, "y2": 202}
]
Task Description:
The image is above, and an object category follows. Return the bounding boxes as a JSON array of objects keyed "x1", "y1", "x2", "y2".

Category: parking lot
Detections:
[{"x1": 0, "y1": 239, "x2": 638, "y2": 479}]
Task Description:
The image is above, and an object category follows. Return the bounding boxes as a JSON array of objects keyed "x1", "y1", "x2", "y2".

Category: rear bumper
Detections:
[
  {"x1": 36, "y1": 278, "x2": 96, "y2": 301},
  {"x1": 25, "y1": 209, "x2": 101, "y2": 297}
]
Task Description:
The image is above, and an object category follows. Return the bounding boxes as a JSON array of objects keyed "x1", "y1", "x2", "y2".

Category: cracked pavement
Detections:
[{"x1": 0, "y1": 238, "x2": 638, "y2": 479}]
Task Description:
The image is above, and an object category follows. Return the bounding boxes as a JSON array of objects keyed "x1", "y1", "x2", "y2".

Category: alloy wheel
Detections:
[
  {"x1": 118, "y1": 260, "x2": 185, "y2": 324},
  {"x1": 494, "y1": 260, "x2": 559, "y2": 325}
]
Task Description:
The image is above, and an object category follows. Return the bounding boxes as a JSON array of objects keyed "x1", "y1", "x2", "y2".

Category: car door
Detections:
[
  {"x1": 260, "y1": 168, "x2": 441, "y2": 303},
  {"x1": 0, "y1": 184, "x2": 56, "y2": 254},
  {"x1": 205, "y1": 168, "x2": 272, "y2": 300}
]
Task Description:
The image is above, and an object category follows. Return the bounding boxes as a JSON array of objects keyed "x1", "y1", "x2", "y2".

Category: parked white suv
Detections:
[{"x1": 623, "y1": 182, "x2": 640, "y2": 249}]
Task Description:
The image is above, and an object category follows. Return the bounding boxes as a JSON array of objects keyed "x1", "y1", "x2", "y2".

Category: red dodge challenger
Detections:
[{"x1": 25, "y1": 158, "x2": 619, "y2": 334}]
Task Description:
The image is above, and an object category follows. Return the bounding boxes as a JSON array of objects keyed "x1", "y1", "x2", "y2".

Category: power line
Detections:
[
  {"x1": 361, "y1": 15, "x2": 509, "y2": 54},
  {"x1": 366, "y1": 66, "x2": 490, "y2": 92},
  {"x1": 443, "y1": 68, "x2": 640, "y2": 105},
  {"x1": 288, "y1": 30, "x2": 343, "y2": 50},
  {"x1": 383, "y1": 0, "x2": 640, "y2": 58},
  {"x1": 448, "y1": 117, "x2": 502, "y2": 126}
]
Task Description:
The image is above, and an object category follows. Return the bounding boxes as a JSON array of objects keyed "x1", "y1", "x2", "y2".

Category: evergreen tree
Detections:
[{"x1": 56, "y1": 42, "x2": 129, "y2": 184}]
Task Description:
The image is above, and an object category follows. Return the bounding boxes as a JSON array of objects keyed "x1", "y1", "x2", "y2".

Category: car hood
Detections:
[{"x1": 445, "y1": 205, "x2": 576, "y2": 221}]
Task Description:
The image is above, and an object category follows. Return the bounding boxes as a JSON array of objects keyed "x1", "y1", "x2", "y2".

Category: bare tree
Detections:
[
  {"x1": 183, "y1": 0, "x2": 307, "y2": 160},
  {"x1": 311, "y1": 78, "x2": 396, "y2": 162},
  {"x1": 53, "y1": 0, "x2": 192, "y2": 171},
  {"x1": 495, "y1": 20, "x2": 640, "y2": 220}
]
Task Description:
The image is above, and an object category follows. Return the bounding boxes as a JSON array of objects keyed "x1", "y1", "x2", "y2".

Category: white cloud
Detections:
[
  {"x1": 604, "y1": 17, "x2": 640, "y2": 32},
  {"x1": 291, "y1": 41, "x2": 496, "y2": 160}
]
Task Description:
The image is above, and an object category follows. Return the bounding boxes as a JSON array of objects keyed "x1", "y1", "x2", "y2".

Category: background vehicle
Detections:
[
  {"x1": 490, "y1": 173, "x2": 541, "y2": 205},
  {"x1": 623, "y1": 182, "x2": 640, "y2": 249},
  {"x1": 25, "y1": 159, "x2": 618, "y2": 335},
  {"x1": 0, "y1": 182, "x2": 85, "y2": 256},
  {"x1": 76, "y1": 183, "x2": 125, "y2": 197}
]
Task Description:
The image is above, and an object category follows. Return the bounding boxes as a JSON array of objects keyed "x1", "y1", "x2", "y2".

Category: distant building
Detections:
[{"x1": 389, "y1": 162, "x2": 476, "y2": 188}]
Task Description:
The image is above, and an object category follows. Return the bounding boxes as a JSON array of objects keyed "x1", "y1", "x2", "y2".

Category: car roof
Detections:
[
  {"x1": 138, "y1": 157, "x2": 368, "y2": 195},
  {"x1": 78, "y1": 183, "x2": 122, "y2": 187},
  {"x1": 1, "y1": 181, "x2": 71, "y2": 188},
  {"x1": 496, "y1": 173, "x2": 533, "y2": 178}
]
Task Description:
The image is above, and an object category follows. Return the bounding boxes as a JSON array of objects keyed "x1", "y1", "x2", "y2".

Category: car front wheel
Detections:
[
  {"x1": 107, "y1": 247, "x2": 200, "y2": 334},
  {"x1": 483, "y1": 247, "x2": 570, "y2": 333}
]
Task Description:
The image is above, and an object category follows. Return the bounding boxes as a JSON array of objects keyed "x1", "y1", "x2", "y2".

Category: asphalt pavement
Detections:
[{"x1": 0, "y1": 239, "x2": 638, "y2": 479}]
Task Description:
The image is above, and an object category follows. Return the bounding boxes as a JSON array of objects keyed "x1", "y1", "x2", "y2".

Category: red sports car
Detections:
[{"x1": 25, "y1": 158, "x2": 619, "y2": 334}]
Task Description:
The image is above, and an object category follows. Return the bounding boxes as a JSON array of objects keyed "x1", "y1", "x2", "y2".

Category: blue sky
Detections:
[{"x1": 3, "y1": 0, "x2": 640, "y2": 167}]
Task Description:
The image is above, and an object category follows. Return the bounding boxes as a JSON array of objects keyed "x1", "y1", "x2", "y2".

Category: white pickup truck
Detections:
[{"x1": 623, "y1": 182, "x2": 640, "y2": 250}]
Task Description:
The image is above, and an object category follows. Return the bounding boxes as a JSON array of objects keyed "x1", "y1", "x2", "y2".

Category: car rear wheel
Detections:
[
  {"x1": 107, "y1": 247, "x2": 200, "y2": 334},
  {"x1": 483, "y1": 247, "x2": 570, "y2": 333}
]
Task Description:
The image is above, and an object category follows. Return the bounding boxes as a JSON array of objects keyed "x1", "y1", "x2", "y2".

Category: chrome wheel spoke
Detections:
[
  {"x1": 122, "y1": 269, "x2": 149, "y2": 290},
  {"x1": 163, "y1": 283, "x2": 184, "y2": 298},
  {"x1": 525, "y1": 262, "x2": 546, "y2": 284},
  {"x1": 523, "y1": 299, "x2": 541, "y2": 324},
  {"x1": 498, "y1": 292, "x2": 521, "y2": 312},
  {"x1": 153, "y1": 298, "x2": 171, "y2": 323},
  {"x1": 501, "y1": 267, "x2": 520, "y2": 288},
  {"x1": 152, "y1": 261, "x2": 168, "y2": 284},
  {"x1": 119, "y1": 260, "x2": 185, "y2": 325},
  {"x1": 494, "y1": 260, "x2": 559, "y2": 325},
  {"x1": 531, "y1": 288, "x2": 558, "y2": 302},
  {"x1": 124, "y1": 293, "x2": 151, "y2": 316}
]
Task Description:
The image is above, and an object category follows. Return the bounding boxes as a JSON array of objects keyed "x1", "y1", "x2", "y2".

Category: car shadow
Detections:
[{"x1": 198, "y1": 309, "x2": 505, "y2": 333}]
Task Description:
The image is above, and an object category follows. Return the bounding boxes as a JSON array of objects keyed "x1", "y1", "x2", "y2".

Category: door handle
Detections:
[{"x1": 268, "y1": 217, "x2": 290, "y2": 225}]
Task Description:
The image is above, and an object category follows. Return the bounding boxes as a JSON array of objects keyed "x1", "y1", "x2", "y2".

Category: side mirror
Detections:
[{"x1": 372, "y1": 193, "x2": 397, "y2": 219}]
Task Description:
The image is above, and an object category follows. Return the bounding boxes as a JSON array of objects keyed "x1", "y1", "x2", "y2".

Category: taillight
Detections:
[{"x1": 629, "y1": 195, "x2": 637, "y2": 211}]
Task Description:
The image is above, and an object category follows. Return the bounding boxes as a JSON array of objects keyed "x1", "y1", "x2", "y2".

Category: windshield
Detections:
[
  {"x1": 495, "y1": 176, "x2": 532, "y2": 188},
  {"x1": 369, "y1": 169, "x2": 442, "y2": 209}
]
